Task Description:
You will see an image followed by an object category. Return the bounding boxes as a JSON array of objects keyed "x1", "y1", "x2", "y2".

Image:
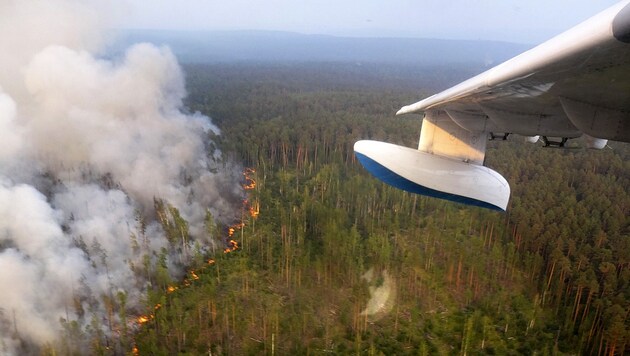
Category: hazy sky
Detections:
[{"x1": 123, "y1": 0, "x2": 622, "y2": 43}]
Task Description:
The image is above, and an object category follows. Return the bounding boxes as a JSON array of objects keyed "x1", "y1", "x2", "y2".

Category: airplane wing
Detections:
[{"x1": 355, "y1": 1, "x2": 630, "y2": 211}]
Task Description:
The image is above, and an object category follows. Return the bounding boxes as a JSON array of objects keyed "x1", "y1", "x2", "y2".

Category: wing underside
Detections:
[
  {"x1": 355, "y1": 1, "x2": 630, "y2": 211},
  {"x1": 398, "y1": 0, "x2": 630, "y2": 143}
]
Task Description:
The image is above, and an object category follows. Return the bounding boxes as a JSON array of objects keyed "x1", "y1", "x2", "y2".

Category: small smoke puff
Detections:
[
  {"x1": 115, "y1": 43, "x2": 186, "y2": 115},
  {"x1": 0, "y1": 182, "x2": 90, "y2": 345},
  {"x1": 0, "y1": 182, "x2": 64, "y2": 254},
  {"x1": 360, "y1": 268, "x2": 396, "y2": 321},
  {"x1": 0, "y1": 0, "x2": 112, "y2": 101},
  {"x1": 24, "y1": 43, "x2": 183, "y2": 120},
  {"x1": 53, "y1": 183, "x2": 165, "y2": 303},
  {"x1": 0, "y1": 92, "x2": 22, "y2": 163},
  {"x1": 0, "y1": 249, "x2": 56, "y2": 344}
]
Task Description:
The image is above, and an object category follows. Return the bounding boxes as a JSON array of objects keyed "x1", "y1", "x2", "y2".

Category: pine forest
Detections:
[{"x1": 55, "y1": 62, "x2": 629, "y2": 355}]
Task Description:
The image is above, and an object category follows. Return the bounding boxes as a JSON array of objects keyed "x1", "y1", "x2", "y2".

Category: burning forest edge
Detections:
[
  {"x1": 132, "y1": 168, "x2": 259, "y2": 354},
  {"x1": 0, "y1": 3, "x2": 250, "y2": 352}
]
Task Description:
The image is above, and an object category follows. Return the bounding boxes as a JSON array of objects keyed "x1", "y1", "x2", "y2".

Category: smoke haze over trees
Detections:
[{"x1": 0, "y1": 1, "x2": 241, "y2": 354}]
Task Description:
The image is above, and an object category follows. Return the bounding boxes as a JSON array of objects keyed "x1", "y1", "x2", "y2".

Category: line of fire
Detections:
[{"x1": 132, "y1": 168, "x2": 259, "y2": 354}]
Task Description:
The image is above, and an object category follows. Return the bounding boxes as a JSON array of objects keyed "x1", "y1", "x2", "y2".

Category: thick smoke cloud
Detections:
[{"x1": 0, "y1": 1, "x2": 241, "y2": 354}]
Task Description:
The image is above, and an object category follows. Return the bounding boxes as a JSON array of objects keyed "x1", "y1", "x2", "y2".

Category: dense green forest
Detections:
[{"x1": 54, "y1": 62, "x2": 628, "y2": 355}]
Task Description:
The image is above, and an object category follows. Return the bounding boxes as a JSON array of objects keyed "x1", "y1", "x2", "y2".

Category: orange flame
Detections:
[
  {"x1": 243, "y1": 169, "x2": 259, "y2": 218},
  {"x1": 190, "y1": 271, "x2": 199, "y2": 280},
  {"x1": 167, "y1": 285, "x2": 177, "y2": 293},
  {"x1": 229, "y1": 222, "x2": 244, "y2": 236},
  {"x1": 137, "y1": 315, "x2": 151, "y2": 324},
  {"x1": 223, "y1": 239, "x2": 239, "y2": 253},
  {"x1": 249, "y1": 200, "x2": 260, "y2": 218},
  {"x1": 242, "y1": 168, "x2": 257, "y2": 190},
  {"x1": 224, "y1": 168, "x2": 259, "y2": 254}
]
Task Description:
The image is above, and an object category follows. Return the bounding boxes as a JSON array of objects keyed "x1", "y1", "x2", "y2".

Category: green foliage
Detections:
[{"x1": 52, "y1": 62, "x2": 625, "y2": 355}]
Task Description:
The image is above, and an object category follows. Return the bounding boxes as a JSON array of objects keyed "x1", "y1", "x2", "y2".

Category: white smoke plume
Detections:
[{"x1": 0, "y1": 1, "x2": 242, "y2": 354}]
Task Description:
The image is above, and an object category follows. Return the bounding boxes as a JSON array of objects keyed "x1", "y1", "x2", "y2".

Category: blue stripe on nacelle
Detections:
[{"x1": 355, "y1": 152, "x2": 505, "y2": 211}]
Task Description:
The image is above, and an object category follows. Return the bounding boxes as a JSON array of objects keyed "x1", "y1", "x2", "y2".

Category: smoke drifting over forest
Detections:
[{"x1": 0, "y1": 1, "x2": 241, "y2": 353}]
